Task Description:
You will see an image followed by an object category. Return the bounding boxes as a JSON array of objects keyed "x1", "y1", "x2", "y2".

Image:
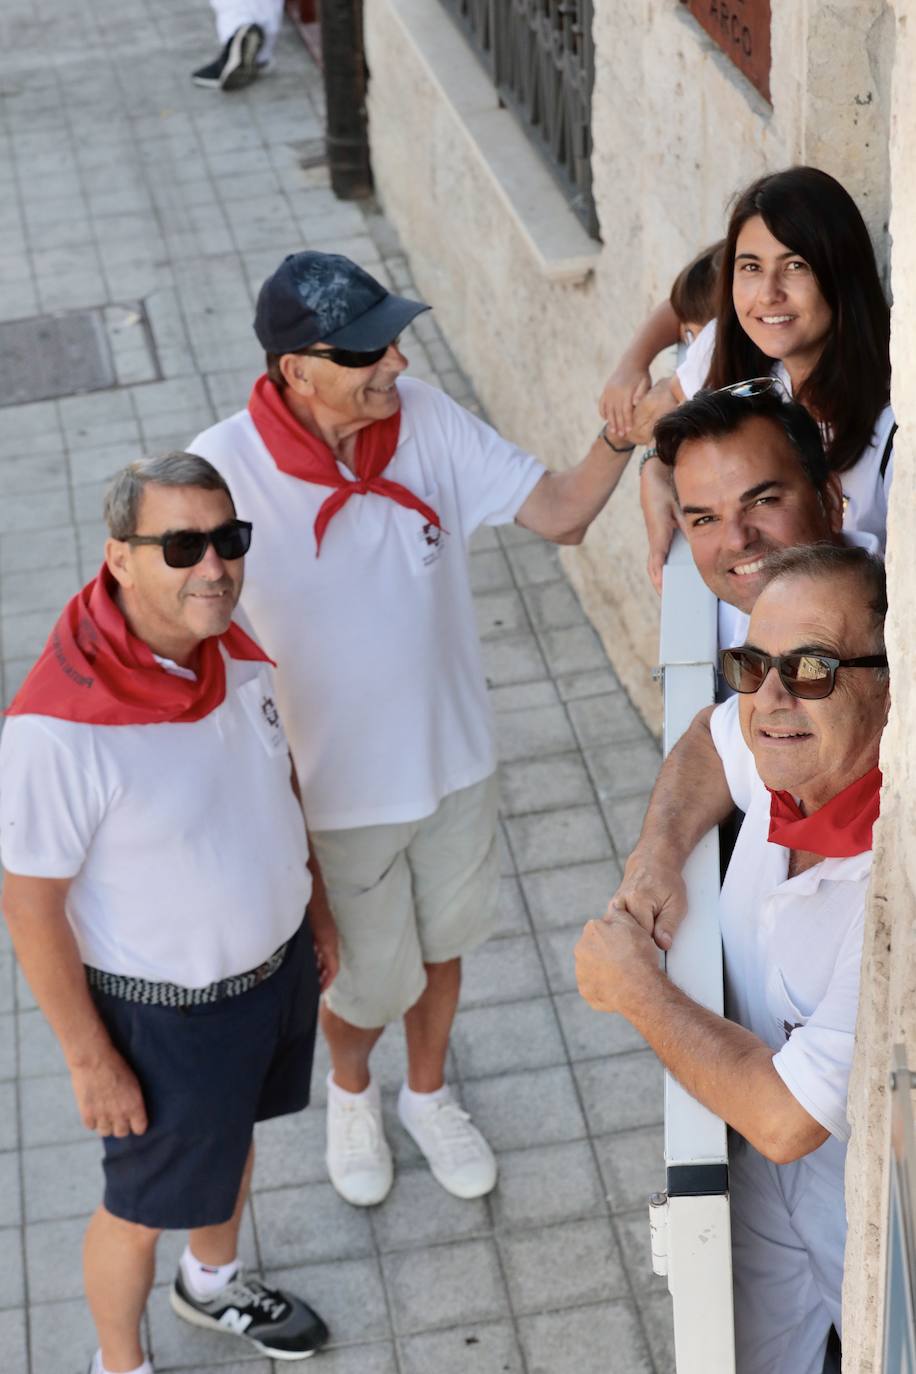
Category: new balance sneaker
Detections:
[
  {"x1": 170, "y1": 1269, "x2": 328, "y2": 1360},
  {"x1": 397, "y1": 1085, "x2": 498, "y2": 1199},
  {"x1": 325, "y1": 1075, "x2": 394, "y2": 1206},
  {"x1": 192, "y1": 23, "x2": 264, "y2": 90}
]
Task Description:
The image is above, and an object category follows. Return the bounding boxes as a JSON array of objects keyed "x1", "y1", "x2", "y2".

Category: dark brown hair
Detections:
[
  {"x1": 706, "y1": 166, "x2": 891, "y2": 474},
  {"x1": 669, "y1": 240, "x2": 725, "y2": 328},
  {"x1": 654, "y1": 388, "x2": 829, "y2": 492}
]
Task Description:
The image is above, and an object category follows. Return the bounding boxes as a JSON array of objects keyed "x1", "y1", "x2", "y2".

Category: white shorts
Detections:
[
  {"x1": 730, "y1": 1139, "x2": 843, "y2": 1374},
  {"x1": 310, "y1": 773, "x2": 500, "y2": 1028}
]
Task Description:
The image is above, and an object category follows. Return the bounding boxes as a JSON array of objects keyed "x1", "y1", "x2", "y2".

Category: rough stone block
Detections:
[
  {"x1": 253, "y1": 1181, "x2": 374, "y2": 1269},
  {"x1": 520, "y1": 860, "x2": 621, "y2": 930},
  {"x1": 382, "y1": 1238, "x2": 509, "y2": 1334},
  {"x1": 489, "y1": 1140, "x2": 605, "y2": 1231},
  {"x1": 505, "y1": 805, "x2": 612, "y2": 873},
  {"x1": 451, "y1": 999, "x2": 566, "y2": 1079}
]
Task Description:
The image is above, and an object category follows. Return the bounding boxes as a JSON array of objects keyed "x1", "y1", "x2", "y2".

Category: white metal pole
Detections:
[{"x1": 654, "y1": 531, "x2": 736, "y2": 1373}]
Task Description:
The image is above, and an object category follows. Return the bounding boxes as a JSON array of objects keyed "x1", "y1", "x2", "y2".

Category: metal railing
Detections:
[
  {"x1": 439, "y1": 0, "x2": 599, "y2": 238},
  {"x1": 651, "y1": 530, "x2": 736, "y2": 1372}
]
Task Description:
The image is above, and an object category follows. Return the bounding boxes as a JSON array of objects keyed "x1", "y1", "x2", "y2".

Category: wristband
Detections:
[
  {"x1": 638, "y1": 446, "x2": 659, "y2": 474},
  {"x1": 600, "y1": 426, "x2": 636, "y2": 455}
]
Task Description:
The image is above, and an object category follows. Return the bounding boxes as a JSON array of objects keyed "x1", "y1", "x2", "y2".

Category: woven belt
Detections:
[{"x1": 85, "y1": 939, "x2": 290, "y2": 1007}]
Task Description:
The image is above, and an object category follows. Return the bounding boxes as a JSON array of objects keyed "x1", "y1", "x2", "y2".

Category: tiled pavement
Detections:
[{"x1": 0, "y1": 1, "x2": 674, "y2": 1370}]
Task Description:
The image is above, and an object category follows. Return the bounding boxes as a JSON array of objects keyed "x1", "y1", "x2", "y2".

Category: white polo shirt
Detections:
[
  {"x1": 710, "y1": 695, "x2": 869, "y2": 1195},
  {"x1": 190, "y1": 377, "x2": 546, "y2": 830},
  {"x1": 677, "y1": 319, "x2": 894, "y2": 553},
  {"x1": 0, "y1": 655, "x2": 311, "y2": 987}
]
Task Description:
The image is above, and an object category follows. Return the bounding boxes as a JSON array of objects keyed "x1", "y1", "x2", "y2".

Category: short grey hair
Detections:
[
  {"x1": 103, "y1": 452, "x2": 235, "y2": 540},
  {"x1": 760, "y1": 543, "x2": 888, "y2": 667}
]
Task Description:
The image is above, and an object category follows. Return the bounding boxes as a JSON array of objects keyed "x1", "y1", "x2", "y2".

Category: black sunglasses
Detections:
[
  {"x1": 720, "y1": 646, "x2": 888, "y2": 701},
  {"x1": 126, "y1": 519, "x2": 253, "y2": 569},
  {"x1": 297, "y1": 336, "x2": 401, "y2": 369}
]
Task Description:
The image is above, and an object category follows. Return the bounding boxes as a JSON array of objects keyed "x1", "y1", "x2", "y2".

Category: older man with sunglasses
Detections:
[
  {"x1": 0, "y1": 453, "x2": 338, "y2": 1374},
  {"x1": 189, "y1": 250, "x2": 638, "y2": 1208},
  {"x1": 576, "y1": 544, "x2": 889, "y2": 1374}
]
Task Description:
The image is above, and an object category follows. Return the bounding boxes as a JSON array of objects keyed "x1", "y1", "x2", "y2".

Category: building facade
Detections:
[{"x1": 364, "y1": 1, "x2": 915, "y2": 1365}]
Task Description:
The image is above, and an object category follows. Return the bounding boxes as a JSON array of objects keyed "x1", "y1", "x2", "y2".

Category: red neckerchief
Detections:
[
  {"x1": 767, "y1": 766, "x2": 881, "y2": 858},
  {"x1": 5, "y1": 565, "x2": 272, "y2": 726},
  {"x1": 247, "y1": 374, "x2": 442, "y2": 555}
]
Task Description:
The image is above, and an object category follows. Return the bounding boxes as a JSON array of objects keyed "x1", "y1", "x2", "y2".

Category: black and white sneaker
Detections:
[
  {"x1": 170, "y1": 1268, "x2": 329, "y2": 1360},
  {"x1": 191, "y1": 23, "x2": 264, "y2": 91}
]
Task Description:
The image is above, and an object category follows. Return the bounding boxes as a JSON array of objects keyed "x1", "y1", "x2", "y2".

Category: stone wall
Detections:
[
  {"x1": 364, "y1": 0, "x2": 893, "y2": 732},
  {"x1": 843, "y1": 2, "x2": 915, "y2": 1365}
]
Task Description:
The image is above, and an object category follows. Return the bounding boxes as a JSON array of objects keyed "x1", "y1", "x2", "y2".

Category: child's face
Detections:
[{"x1": 679, "y1": 319, "x2": 705, "y2": 346}]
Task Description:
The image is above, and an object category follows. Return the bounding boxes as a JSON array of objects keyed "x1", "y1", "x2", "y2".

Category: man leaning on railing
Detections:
[{"x1": 575, "y1": 544, "x2": 889, "y2": 1374}]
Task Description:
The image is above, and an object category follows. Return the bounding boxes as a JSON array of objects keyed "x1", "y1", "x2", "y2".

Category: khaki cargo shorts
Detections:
[{"x1": 310, "y1": 772, "x2": 500, "y2": 1028}]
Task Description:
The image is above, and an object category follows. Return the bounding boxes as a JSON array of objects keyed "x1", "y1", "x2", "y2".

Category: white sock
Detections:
[
  {"x1": 180, "y1": 1244, "x2": 240, "y2": 1298},
  {"x1": 328, "y1": 1071, "x2": 377, "y2": 1103},
  {"x1": 93, "y1": 1354, "x2": 153, "y2": 1374},
  {"x1": 398, "y1": 1081, "x2": 451, "y2": 1120}
]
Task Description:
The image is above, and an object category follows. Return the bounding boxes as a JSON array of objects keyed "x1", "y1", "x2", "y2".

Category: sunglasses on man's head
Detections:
[
  {"x1": 126, "y1": 519, "x2": 253, "y2": 569},
  {"x1": 298, "y1": 335, "x2": 401, "y2": 369},
  {"x1": 720, "y1": 646, "x2": 888, "y2": 701},
  {"x1": 709, "y1": 376, "x2": 788, "y2": 401}
]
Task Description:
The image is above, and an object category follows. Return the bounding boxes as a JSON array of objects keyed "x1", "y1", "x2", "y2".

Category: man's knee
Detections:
[{"x1": 96, "y1": 1205, "x2": 163, "y2": 1248}]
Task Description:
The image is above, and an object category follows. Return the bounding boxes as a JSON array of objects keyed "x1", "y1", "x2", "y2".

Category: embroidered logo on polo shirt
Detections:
[
  {"x1": 415, "y1": 519, "x2": 445, "y2": 571},
  {"x1": 261, "y1": 695, "x2": 280, "y2": 728}
]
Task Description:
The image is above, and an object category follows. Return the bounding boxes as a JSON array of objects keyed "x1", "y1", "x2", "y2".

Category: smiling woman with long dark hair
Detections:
[{"x1": 640, "y1": 165, "x2": 894, "y2": 583}]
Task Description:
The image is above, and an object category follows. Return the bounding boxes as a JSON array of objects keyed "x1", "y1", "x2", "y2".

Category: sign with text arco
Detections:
[{"x1": 681, "y1": 0, "x2": 772, "y2": 103}]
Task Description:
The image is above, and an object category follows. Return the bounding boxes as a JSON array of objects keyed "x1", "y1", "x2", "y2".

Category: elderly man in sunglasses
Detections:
[
  {"x1": 576, "y1": 543, "x2": 889, "y2": 1374},
  {"x1": 189, "y1": 249, "x2": 638, "y2": 1207},
  {"x1": 0, "y1": 453, "x2": 338, "y2": 1374}
]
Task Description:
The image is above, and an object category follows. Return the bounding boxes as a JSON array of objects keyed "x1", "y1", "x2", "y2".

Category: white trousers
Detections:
[
  {"x1": 730, "y1": 1140, "x2": 844, "y2": 1374},
  {"x1": 210, "y1": 0, "x2": 285, "y2": 60}
]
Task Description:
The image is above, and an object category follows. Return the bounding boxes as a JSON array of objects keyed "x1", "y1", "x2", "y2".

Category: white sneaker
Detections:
[
  {"x1": 397, "y1": 1086, "x2": 497, "y2": 1199},
  {"x1": 325, "y1": 1076, "x2": 393, "y2": 1207}
]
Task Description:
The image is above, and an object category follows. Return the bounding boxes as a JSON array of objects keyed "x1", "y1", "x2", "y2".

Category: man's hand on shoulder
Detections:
[
  {"x1": 574, "y1": 906, "x2": 660, "y2": 1018},
  {"x1": 69, "y1": 1045, "x2": 148, "y2": 1138},
  {"x1": 610, "y1": 846, "x2": 688, "y2": 952}
]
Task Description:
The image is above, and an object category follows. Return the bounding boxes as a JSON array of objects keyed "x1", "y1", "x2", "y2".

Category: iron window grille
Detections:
[{"x1": 441, "y1": 0, "x2": 599, "y2": 240}]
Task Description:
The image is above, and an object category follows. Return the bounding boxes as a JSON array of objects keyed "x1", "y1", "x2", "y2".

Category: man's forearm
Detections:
[
  {"x1": 634, "y1": 706, "x2": 733, "y2": 865},
  {"x1": 622, "y1": 965, "x2": 827, "y2": 1164},
  {"x1": 3, "y1": 879, "x2": 113, "y2": 1068},
  {"x1": 517, "y1": 433, "x2": 632, "y2": 544}
]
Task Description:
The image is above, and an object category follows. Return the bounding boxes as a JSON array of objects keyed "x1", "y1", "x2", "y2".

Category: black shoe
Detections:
[
  {"x1": 170, "y1": 1268, "x2": 329, "y2": 1360},
  {"x1": 191, "y1": 23, "x2": 264, "y2": 91}
]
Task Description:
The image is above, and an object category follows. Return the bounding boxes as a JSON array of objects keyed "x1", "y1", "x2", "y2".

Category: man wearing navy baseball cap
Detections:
[{"x1": 191, "y1": 250, "x2": 636, "y2": 1211}]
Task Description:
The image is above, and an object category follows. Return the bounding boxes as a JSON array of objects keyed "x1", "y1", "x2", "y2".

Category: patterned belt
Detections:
[{"x1": 84, "y1": 939, "x2": 290, "y2": 1007}]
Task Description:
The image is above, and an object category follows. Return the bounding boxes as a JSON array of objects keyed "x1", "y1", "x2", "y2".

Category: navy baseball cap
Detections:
[{"x1": 254, "y1": 251, "x2": 431, "y2": 354}]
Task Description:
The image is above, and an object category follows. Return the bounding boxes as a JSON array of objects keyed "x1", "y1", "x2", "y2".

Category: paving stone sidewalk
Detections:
[{"x1": 0, "y1": 0, "x2": 673, "y2": 1369}]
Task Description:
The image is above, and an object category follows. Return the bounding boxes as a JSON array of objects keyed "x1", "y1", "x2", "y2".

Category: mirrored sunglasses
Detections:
[
  {"x1": 720, "y1": 646, "x2": 888, "y2": 701},
  {"x1": 126, "y1": 519, "x2": 253, "y2": 569}
]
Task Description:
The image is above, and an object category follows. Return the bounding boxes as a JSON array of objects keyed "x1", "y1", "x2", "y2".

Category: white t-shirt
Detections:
[
  {"x1": 190, "y1": 377, "x2": 546, "y2": 830},
  {"x1": 0, "y1": 655, "x2": 311, "y2": 987},
  {"x1": 676, "y1": 319, "x2": 894, "y2": 554},
  {"x1": 710, "y1": 695, "x2": 869, "y2": 1197}
]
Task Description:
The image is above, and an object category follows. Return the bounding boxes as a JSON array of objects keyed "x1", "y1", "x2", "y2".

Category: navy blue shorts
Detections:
[{"x1": 92, "y1": 920, "x2": 320, "y2": 1230}]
